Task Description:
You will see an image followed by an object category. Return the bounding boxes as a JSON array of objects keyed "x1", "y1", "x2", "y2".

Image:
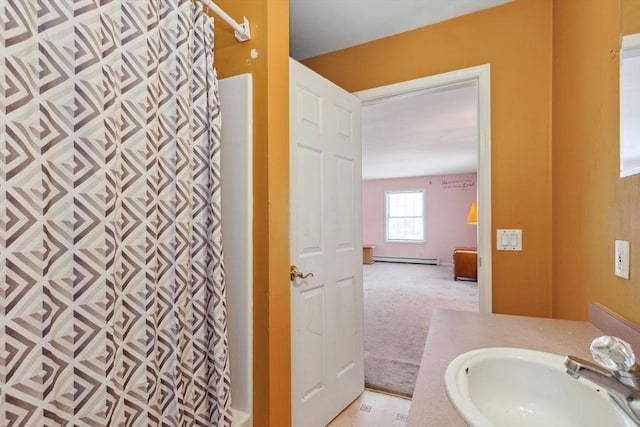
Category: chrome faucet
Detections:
[{"x1": 564, "y1": 336, "x2": 640, "y2": 425}]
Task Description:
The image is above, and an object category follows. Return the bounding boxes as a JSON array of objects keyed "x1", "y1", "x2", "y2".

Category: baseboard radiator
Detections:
[{"x1": 372, "y1": 256, "x2": 440, "y2": 265}]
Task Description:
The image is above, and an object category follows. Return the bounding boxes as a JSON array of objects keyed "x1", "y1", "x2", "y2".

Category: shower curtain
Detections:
[{"x1": 1, "y1": 1, "x2": 232, "y2": 425}]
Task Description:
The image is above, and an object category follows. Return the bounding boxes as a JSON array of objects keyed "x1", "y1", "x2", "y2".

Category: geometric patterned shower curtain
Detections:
[{"x1": 1, "y1": 1, "x2": 232, "y2": 425}]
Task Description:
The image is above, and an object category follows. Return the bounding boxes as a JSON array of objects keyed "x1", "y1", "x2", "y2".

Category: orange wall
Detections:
[
  {"x1": 303, "y1": 0, "x2": 554, "y2": 317},
  {"x1": 552, "y1": 0, "x2": 640, "y2": 324},
  {"x1": 622, "y1": 0, "x2": 640, "y2": 34},
  {"x1": 214, "y1": 1, "x2": 291, "y2": 426},
  {"x1": 209, "y1": 0, "x2": 638, "y2": 424}
]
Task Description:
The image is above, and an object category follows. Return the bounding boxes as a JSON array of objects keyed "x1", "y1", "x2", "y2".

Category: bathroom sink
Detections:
[{"x1": 444, "y1": 347, "x2": 636, "y2": 427}]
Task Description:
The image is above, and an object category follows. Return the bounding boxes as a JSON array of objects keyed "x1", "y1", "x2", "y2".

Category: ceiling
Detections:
[
  {"x1": 362, "y1": 82, "x2": 479, "y2": 180},
  {"x1": 290, "y1": 0, "x2": 513, "y2": 61},
  {"x1": 289, "y1": 0, "x2": 513, "y2": 180}
]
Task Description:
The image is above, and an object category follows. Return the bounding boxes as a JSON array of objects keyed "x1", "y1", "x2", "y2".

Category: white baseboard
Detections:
[{"x1": 372, "y1": 256, "x2": 440, "y2": 265}]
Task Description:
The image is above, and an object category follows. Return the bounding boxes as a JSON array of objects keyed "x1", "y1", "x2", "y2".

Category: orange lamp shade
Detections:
[{"x1": 466, "y1": 202, "x2": 478, "y2": 225}]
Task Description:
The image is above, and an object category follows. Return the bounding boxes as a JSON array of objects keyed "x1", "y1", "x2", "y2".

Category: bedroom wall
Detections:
[{"x1": 363, "y1": 174, "x2": 478, "y2": 265}]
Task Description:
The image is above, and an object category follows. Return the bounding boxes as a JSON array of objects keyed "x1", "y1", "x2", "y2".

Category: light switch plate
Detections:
[
  {"x1": 615, "y1": 240, "x2": 630, "y2": 279},
  {"x1": 497, "y1": 229, "x2": 522, "y2": 251}
]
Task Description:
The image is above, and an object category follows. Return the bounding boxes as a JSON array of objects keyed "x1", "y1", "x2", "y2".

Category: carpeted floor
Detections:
[{"x1": 363, "y1": 262, "x2": 478, "y2": 397}]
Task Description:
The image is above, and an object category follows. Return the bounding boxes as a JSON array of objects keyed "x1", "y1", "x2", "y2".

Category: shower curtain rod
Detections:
[{"x1": 197, "y1": 0, "x2": 251, "y2": 42}]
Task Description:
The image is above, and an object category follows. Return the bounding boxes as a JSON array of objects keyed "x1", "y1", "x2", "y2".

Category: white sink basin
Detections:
[{"x1": 444, "y1": 347, "x2": 636, "y2": 427}]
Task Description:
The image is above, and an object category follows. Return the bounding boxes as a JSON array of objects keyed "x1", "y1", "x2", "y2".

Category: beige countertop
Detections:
[{"x1": 407, "y1": 308, "x2": 605, "y2": 427}]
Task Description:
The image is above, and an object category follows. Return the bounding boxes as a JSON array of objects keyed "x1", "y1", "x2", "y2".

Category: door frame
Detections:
[{"x1": 354, "y1": 64, "x2": 492, "y2": 313}]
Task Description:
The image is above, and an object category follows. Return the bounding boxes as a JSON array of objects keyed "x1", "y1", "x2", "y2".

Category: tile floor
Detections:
[{"x1": 327, "y1": 389, "x2": 411, "y2": 427}]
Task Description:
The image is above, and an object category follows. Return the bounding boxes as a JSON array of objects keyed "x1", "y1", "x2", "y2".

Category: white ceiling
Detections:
[
  {"x1": 362, "y1": 82, "x2": 479, "y2": 180},
  {"x1": 290, "y1": 0, "x2": 514, "y2": 60},
  {"x1": 289, "y1": 0, "x2": 513, "y2": 180}
]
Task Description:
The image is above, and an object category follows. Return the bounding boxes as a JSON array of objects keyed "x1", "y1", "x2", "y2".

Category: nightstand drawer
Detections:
[{"x1": 453, "y1": 248, "x2": 477, "y2": 281}]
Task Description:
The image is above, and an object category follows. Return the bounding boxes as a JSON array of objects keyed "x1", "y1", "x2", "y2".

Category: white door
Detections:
[{"x1": 290, "y1": 58, "x2": 364, "y2": 427}]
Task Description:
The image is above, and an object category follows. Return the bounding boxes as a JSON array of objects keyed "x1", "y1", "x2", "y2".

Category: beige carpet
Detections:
[{"x1": 363, "y1": 262, "x2": 478, "y2": 397}]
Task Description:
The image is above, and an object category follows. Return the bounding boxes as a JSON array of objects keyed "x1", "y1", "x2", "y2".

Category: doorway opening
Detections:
[{"x1": 354, "y1": 65, "x2": 492, "y2": 396}]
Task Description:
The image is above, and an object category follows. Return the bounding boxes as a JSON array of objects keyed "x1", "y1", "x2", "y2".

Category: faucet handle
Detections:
[{"x1": 590, "y1": 336, "x2": 636, "y2": 372}]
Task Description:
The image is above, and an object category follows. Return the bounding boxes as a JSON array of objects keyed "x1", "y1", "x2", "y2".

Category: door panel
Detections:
[
  {"x1": 290, "y1": 58, "x2": 363, "y2": 427},
  {"x1": 336, "y1": 276, "x2": 357, "y2": 372},
  {"x1": 334, "y1": 157, "x2": 355, "y2": 249},
  {"x1": 298, "y1": 284, "x2": 327, "y2": 401},
  {"x1": 299, "y1": 146, "x2": 323, "y2": 254}
]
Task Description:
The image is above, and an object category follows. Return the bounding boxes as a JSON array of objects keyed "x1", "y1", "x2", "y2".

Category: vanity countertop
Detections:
[{"x1": 407, "y1": 308, "x2": 605, "y2": 426}]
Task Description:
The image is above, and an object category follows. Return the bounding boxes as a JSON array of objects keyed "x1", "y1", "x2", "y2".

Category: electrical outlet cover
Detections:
[{"x1": 615, "y1": 240, "x2": 630, "y2": 279}]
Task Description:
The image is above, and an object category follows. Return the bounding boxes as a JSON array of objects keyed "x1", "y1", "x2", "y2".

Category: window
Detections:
[{"x1": 385, "y1": 190, "x2": 425, "y2": 242}]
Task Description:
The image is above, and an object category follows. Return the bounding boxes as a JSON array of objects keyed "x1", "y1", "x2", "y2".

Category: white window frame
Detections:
[{"x1": 384, "y1": 189, "x2": 426, "y2": 243}]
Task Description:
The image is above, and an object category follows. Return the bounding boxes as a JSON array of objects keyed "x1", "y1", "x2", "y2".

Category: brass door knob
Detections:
[{"x1": 290, "y1": 265, "x2": 314, "y2": 281}]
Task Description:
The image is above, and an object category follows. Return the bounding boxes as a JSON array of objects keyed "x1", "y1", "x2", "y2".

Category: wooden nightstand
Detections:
[
  {"x1": 363, "y1": 245, "x2": 376, "y2": 265},
  {"x1": 453, "y1": 247, "x2": 477, "y2": 281}
]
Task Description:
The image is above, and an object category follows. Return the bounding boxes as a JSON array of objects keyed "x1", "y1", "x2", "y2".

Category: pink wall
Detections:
[{"x1": 362, "y1": 173, "x2": 478, "y2": 265}]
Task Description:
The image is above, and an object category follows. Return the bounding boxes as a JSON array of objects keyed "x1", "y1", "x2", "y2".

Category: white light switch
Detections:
[
  {"x1": 615, "y1": 240, "x2": 630, "y2": 279},
  {"x1": 497, "y1": 229, "x2": 523, "y2": 251}
]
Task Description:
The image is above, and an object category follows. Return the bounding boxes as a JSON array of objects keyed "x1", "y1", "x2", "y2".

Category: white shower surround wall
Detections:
[{"x1": 219, "y1": 74, "x2": 253, "y2": 427}]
